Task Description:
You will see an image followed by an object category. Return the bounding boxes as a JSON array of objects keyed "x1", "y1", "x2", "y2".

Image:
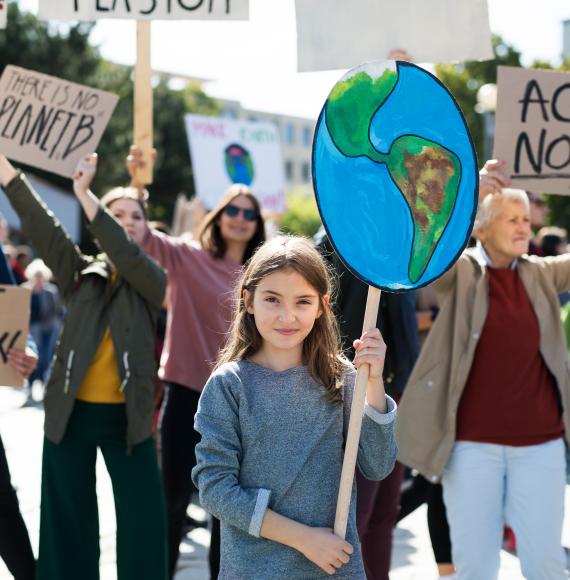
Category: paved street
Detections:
[{"x1": 0, "y1": 388, "x2": 568, "y2": 579}]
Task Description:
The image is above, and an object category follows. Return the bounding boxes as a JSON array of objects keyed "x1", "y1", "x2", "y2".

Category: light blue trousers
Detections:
[{"x1": 442, "y1": 439, "x2": 568, "y2": 580}]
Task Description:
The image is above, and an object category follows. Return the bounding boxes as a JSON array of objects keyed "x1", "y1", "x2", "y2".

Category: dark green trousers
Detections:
[{"x1": 37, "y1": 402, "x2": 167, "y2": 580}]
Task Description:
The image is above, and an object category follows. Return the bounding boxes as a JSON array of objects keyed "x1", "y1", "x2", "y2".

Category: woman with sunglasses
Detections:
[{"x1": 127, "y1": 147, "x2": 266, "y2": 579}]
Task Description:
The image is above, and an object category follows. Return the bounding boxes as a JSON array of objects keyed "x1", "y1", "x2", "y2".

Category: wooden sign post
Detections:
[
  {"x1": 334, "y1": 286, "x2": 381, "y2": 537},
  {"x1": 134, "y1": 21, "x2": 153, "y2": 186}
]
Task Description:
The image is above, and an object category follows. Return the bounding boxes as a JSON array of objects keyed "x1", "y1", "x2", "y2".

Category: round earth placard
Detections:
[{"x1": 312, "y1": 61, "x2": 478, "y2": 291}]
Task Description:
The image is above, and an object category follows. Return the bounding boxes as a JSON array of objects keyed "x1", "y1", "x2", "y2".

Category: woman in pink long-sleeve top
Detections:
[{"x1": 128, "y1": 149, "x2": 266, "y2": 578}]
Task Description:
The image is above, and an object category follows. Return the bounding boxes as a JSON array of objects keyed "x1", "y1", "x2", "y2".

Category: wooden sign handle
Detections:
[
  {"x1": 334, "y1": 285, "x2": 382, "y2": 538},
  {"x1": 134, "y1": 20, "x2": 153, "y2": 186}
]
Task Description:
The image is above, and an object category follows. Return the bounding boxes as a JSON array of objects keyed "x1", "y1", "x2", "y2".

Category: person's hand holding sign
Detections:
[
  {"x1": 479, "y1": 159, "x2": 511, "y2": 199},
  {"x1": 126, "y1": 145, "x2": 156, "y2": 200},
  {"x1": 7, "y1": 347, "x2": 38, "y2": 380},
  {"x1": 353, "y1": 328, "x2": 387, "y2": 413},
  {"x1": 0, "y1": 154, "x2": 17, "y2": 188},
  {"x1": 72, "y1": 154, "x2": 100, "y2": 222}
]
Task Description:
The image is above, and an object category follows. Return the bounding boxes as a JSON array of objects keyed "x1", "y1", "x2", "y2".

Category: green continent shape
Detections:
[
  {"x1": 326, "y1": 70, "x2": 397, "y2": 162},
  {"x1": 245, "y1": 155, "x2": 255, "y2": 182},
  {"x1": 325, "y1": 70, "x2": 460, "y2": 284},
  {"x1": 386, "y1": 136, "x2": 460, "y2": 283}
]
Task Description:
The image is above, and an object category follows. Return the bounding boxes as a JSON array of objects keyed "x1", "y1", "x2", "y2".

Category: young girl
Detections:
[{"x1": 192, "y1": 236, "x2": 397, "y2": 579}]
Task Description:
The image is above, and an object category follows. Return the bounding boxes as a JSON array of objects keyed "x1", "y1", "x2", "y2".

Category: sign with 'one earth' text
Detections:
[
  {"x1": 185, "y1": 114, "x2": 286, "y2": 212},
  {"x1": 0, "y1": 285, "x2": 31, "y2": 388},
  {"x1": 38, "y1": 0, "x2": 249, "y2": 20},
  {"x1": 0, "y1": 66, "x2": 119, "y2": 178},
  {"x1": 494, "y1": 66, "x2": 570, "y2": 195}
]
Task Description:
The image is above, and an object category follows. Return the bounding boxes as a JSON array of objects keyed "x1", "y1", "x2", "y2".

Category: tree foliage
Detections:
[
  {"x1": 0, "y1": 3, "x2": 219, "y2": 222},
  {"x1": 279, "y1": 190, "x2": 322, "y2": 238},
  {"x1": 435, "y1": 35, "x2": 522, "y2": 165}
]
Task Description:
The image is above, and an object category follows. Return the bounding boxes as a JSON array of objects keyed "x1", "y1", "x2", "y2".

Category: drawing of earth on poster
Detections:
[
  {"x1": 225, "y1": 143, "x2": 255, "y2": 186},
  {"x1": 313, "y1": 61, "x2": 478, "y2": 291}
]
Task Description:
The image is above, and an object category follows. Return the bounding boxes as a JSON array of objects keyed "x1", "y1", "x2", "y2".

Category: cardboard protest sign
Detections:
[
  {"x1": 0, "y1": 285, "x2": 31, "y2": 388},
  {"x1": 312, "y1": 61, "x2": 478, "y2": 291},
  {"x1": 494, "y1": 66, "x2": 570, "y2": 195},
  {"x1": 0, "y1": 2, "x2": 7, "y2": 30},
  {"x1": 185, "y1": 114, "x2": 286, "y2": 212},
  {"x1": 39, "y1": 0, "x2": 249, "y2": 21},
  {"x1": 295, "y1": 0, "x2": 493, "y2": 72},
  {"x1": 0, "y1": 66, "x2": 119, "y2": 178}
]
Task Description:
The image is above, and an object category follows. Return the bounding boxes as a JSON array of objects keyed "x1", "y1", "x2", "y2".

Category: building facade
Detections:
[{"x1": 217, "y1": 98, "x2": 315, "y2": 195}]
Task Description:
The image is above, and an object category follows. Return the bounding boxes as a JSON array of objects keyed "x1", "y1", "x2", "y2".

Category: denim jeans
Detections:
[{"x1": 442, "y1": 439, "x2": 567, "y2": 580}]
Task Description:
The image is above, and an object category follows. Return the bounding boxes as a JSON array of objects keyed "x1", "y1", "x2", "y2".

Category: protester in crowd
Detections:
[
  {"x1": 316, "y1": 229, "x2": 417, "y2": 580},
  {"x1": 192, "y1": 236, "x2": 397, "y2": 578},
  {"x1": 12, "y1": 246, "x2": 31, "y2": 283},
  {"x1": 0, "y1": 243, "x2": 38, "y2": 580},
  {"x1": 397, "y1": 285, "x2": 455, "y2": 580},
  {"x1": 397, "y1": 159, "x2": 570, "y2": 580},
  {"x1": 398, "y1": 476, "x2": 454, "y2": 578},
  {"x1": 537, "y1": 226, "x2": 568, "y2": 257},
  {"x1": 127, "y1": 146, "x2": 266, "y2": 578},
  {"x1": 528, "y1": 191, "x2": 548, "y2": 255},
  {"x1": 0, "y1": 153, "x2": 168, "y2": 580},
  {"x1": 22, "y1": 259, "x2": 64, "y2": 386}
]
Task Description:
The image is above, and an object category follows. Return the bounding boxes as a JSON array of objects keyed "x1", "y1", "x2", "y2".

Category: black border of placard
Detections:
[{"x1": 311, "y1": 60, "x2": 479, "y2": 293}]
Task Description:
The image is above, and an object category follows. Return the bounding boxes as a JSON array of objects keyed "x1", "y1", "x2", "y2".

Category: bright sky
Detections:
[{"x1": 15, "y1": 0, "x2": 570, "y2": 120}]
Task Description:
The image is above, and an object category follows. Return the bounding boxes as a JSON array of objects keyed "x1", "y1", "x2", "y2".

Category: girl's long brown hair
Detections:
[
  {"x1": 198, "y1": 184, "x2": 265, "y2": 264},
  {"x1": 217, "y1": 236, "x2": 351, "y2": 403}
]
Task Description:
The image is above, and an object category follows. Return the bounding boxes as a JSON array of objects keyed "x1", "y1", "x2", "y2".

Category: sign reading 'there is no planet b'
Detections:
[
  {"x1": 494, "y1": 66, "x2": 570, "y2": 195},
  {"x1": 0, "y1": 66, "x2": 119, "y2": 178}
]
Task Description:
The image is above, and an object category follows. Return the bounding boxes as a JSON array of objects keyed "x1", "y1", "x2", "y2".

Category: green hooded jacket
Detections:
[{"x1": 3, "y1": 173, "x2": 166, "y2": 448}]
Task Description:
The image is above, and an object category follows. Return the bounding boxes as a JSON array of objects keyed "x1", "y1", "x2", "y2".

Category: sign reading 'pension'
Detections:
[
  {"x1": 494, "y1": 66, "x2": 570, "y2": 195},
  {"x1": 0, "y1": 66, "x2": 119, "y2": 178},
  {"x1": 38, "y1": 0, "x2": 249, "y2": 20}
]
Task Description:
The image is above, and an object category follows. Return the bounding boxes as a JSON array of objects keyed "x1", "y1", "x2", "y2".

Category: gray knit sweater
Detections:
[{"x1": 192, "y1": 360, "x2": 397, "y2": 579}]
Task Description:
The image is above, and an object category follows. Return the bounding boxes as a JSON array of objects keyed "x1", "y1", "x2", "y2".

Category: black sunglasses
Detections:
[{"x1": 223, "y1": 204, "x2": 258, "y2": 222}]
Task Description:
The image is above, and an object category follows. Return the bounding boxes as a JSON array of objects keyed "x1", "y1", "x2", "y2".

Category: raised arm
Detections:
[
  {"x1": 0, "y1": 155, "x2": 86, "y2": 300},
  {"x1": 73, "y1": 154, "x2": 166, "y2": 308},
  {"x1": 479, "y1": 159, "x2": 511, "y2": 199},
  {"x1": 125, "y1": 144, "x2": 194, "y2": 272},
  {"x1": 541, "y1": 253, "x2": 570, "y2": 294}
]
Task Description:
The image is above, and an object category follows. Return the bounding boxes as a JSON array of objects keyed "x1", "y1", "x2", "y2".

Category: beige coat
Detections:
[{"x1": 396, "y1": 248, "x2": 570, "y2": 481}]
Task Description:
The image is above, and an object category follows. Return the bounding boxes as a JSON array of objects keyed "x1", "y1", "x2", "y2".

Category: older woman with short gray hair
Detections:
[{"x1": 397, "y1": 160, "x2": 570, "y2": 580}]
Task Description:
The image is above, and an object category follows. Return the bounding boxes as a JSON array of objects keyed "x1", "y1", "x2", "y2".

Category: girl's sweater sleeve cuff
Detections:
[
  {"x1": 364, "y1": 395, "x2": 397, "y2": 425},
  {"x1": 248, "y1": 488, "x2": 271, "y2": 537}
]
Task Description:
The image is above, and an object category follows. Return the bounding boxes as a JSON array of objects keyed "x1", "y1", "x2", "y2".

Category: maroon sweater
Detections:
[
  {"x1": 142, "y1": 230, "x2": 242, "y2": 392},
  {"x1": 456, "y1": 267, "x2": 564, "y2": 446}
]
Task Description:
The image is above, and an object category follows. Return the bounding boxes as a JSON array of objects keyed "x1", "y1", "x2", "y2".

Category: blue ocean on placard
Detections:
[{"x1": 313, "y1": 62, "x2": 478, "y2": 291}]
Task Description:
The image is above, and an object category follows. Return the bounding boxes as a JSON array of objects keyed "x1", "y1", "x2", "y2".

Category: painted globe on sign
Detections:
[
  {"x1": 225, "y1": 143, "x2": 255, "y2": 186},
  {"x1": 312, "y1": 61, "x2": 478, "y2": 291}
]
